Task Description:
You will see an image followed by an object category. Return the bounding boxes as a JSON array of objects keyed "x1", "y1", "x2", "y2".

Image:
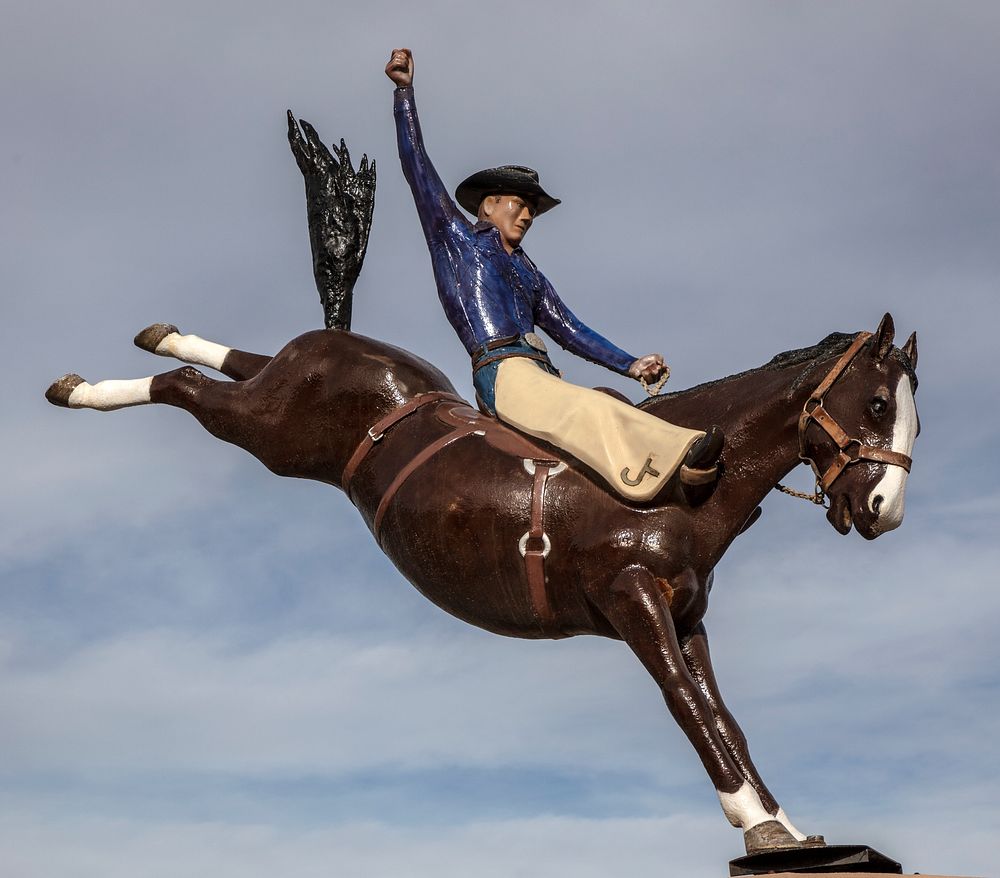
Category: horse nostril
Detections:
[{"x1": 872, "y1": 495, "x2": 884, "y2": 515}]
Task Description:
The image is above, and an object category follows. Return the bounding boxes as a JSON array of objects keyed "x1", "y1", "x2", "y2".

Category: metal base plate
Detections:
[{"x1": 729, "y1": 844, "x2": 902, "y2": 876}]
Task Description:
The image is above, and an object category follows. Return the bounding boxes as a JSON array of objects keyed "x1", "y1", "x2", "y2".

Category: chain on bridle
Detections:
[{"x1": 776, "y1": 331, "x2": 912, "y2": 508}]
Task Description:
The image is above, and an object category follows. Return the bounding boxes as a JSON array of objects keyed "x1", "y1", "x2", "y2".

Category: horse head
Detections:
[{"x1": 800, "y1": 313, "x2": 919, "y2": 540}]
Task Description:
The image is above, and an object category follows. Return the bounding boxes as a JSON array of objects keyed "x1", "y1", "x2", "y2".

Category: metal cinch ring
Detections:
[
  {"x1": 522, "y1": 459, "x2": 567, "y2": 477},
  {"x1": 518, "y1": 531, "x2": 551, "y2": 558}
]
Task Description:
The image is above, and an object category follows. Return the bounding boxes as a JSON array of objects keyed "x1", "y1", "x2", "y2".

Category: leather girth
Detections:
[
  {"x1": 372, "y1": 420, "x2": 484, "y2": 540},
  {"x1": 344, "y1": 394, "x2": 565, "y2": 630},
  {"x1": 521, "y1": 459, "x2": 561, "y2": 630},
  {"x1": 341, "y1": 391, "x2": 462, "y2": 503}
]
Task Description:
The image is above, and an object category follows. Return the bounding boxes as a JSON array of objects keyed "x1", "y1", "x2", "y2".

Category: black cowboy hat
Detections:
[{"x1": 455, "y1": 165, "x2": 561, "y2": 216}]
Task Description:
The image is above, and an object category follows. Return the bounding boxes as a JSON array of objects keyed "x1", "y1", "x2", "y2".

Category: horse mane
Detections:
[{"x1": 639, "y1": 331, "x2": 917, "y2": 409}]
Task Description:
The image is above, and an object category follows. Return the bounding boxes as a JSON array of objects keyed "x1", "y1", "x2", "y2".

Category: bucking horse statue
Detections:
[{"x1": 45, "y1": 114, "x2": 919, "y2": 863}]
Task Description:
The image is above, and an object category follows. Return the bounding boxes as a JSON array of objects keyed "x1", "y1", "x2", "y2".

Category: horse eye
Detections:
[{"x1": 870, "y1": 397, "x2": 888, "y2": 417}]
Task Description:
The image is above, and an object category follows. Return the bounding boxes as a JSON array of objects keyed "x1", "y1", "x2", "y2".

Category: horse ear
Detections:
[
  {"x1": 901, "y1": 331, "x2": 918, "y2": 370},
  {"x1": 872, "y1": 312, "x2": 895, "y2": 361}
]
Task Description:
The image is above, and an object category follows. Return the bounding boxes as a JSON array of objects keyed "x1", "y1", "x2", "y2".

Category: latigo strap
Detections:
[
  {"x1": 523, "y1": 461, "x2": 554, "y2": 626},
  {"x1": 519, "y1": 458, "x2": 565, "y2": 632}
]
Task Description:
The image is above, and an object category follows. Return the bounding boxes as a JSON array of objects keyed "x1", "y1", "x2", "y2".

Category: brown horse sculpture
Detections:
[{"x1": 45, "y1": 311, "x2": 918, "y2": 855}]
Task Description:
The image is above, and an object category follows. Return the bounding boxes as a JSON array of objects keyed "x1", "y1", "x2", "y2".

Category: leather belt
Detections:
[
  {"x1": 472, "y1": 334, "x2": 553, "y2": 373},
  {"x1": 473, "y1": 349, "x2": 552, "y2": 372}
]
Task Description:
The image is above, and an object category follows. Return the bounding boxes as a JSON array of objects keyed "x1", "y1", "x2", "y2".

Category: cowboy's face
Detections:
[{"x1": 481, "y1": 194, "x2": 537, "y2": 252}]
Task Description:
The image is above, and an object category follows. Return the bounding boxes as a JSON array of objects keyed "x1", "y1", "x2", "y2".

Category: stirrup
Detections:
[{"x1": 679, "y1": 464, "x2": 718, "y2": 486}]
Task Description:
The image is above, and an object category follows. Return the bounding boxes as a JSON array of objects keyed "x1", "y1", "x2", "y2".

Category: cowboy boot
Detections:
[{"x1": 680, "y1": 425, "x2": 724, "y2": 505}]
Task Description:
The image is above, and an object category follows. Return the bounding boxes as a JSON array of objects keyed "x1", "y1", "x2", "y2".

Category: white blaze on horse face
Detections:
[
  {"x1": 157, "y1": 332, "x2": 231, "y2": 372},
  {"x1": 867, "y1": 374, "x2": 917, "y2": 530},
  {"x1": 718, "y1": 782, "x2": 773, "y2": 830},
  {"x1": 67, "y1": 377, "x2": 152, "y2": 411}
]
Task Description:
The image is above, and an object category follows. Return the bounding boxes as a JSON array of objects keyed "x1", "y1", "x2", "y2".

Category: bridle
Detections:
[{"x1": 777, "y1": 331, "x2": 913, "y2": 507}]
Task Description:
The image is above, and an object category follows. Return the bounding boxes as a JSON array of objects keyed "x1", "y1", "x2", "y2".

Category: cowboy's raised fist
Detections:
[
  {"x1": 628, "y1": 353, "x2": 667, "y2": 383},
  {"x1": 386, "y1": 48, "x2": 414, "y2": 88}
]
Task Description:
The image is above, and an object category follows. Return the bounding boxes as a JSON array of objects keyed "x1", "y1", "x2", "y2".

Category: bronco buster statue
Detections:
[{"x1": 45, "y1": 49, "x2": 920, "y2": 870}]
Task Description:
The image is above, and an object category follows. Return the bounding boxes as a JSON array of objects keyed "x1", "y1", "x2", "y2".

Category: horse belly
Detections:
[{"x1": 372, "y1": 456, "x2": 590, "y2": 639}]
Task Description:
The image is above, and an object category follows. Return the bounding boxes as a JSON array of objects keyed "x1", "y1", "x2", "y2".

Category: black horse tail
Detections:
[{"x1": 287, "y1": 112, "x2": 376, "y2": 331}]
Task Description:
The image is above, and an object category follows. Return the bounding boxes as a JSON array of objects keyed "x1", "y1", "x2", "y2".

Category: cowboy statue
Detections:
[{"x1": 386, "y1": 48, "x2": 723, "y2": 504}]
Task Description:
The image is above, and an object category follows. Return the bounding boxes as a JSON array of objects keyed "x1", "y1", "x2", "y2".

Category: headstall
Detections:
[{"x1": 778, "y1": 331, "x2": 912, "y2": 506}]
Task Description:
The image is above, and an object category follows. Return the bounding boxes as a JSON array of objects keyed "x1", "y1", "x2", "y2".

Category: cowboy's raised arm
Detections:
[{"x1": 387, "y1": 49, "x2": 465, "y2": 242}]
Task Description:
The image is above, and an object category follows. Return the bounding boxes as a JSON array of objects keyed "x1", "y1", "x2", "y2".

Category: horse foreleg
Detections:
[
  {"x1": 585, "y1": 568, "x2": 799, "y2": 853},
  {"x1": 681, "y1": 622, "x2": 808, "y2": 844},
  {"x1": 134, "y1": 323, "x2": 272, "y2": 381}
]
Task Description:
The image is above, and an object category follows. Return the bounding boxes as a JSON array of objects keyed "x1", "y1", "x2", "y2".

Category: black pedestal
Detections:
[{"x1": 729, "y1": 844, "x2": 902, "y2": 875}]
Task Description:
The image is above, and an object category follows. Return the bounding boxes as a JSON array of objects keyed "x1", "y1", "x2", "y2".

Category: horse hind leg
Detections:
[
  {"x1": 46, "y1": 364, "x2": 273, "y2": 465},
  {"x1": 46, "y1": 372, "x2": 154, "y2": 411},
  {"x1": 134, "y1": 323, "x2": 272, "y2": 381},
  {"x1": 45, "y1": 364, "x2": 225, "y2": 414}
]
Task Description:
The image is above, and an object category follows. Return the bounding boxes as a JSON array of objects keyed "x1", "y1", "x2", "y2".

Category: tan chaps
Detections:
[{"x1": 494, "y1": 357, "x2": 704, "y2": 502}]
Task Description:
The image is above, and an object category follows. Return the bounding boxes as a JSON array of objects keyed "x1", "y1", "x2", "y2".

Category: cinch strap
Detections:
[
  {"x1": 372, "y1": 421, "x2": 484, "y2": 543},
  {"x1": 341, "y1": 392, "x2": 463, "y2": 502}
]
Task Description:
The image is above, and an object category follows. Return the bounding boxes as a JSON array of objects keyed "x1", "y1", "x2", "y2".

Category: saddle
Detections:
[{"x1": 340, "y1": 392, "x2": 564, "y2": 631}]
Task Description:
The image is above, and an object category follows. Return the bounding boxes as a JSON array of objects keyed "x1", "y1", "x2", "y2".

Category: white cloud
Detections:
[
  {"x1": 0, "y1": 628, "x2": 668, "y2": 777},
  {"x1": 0, "y1": 812, "x2": 733, "y2": 878}
]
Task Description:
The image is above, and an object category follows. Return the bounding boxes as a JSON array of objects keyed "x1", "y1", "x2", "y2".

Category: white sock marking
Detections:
[
  {"x1": 775, "y1": 806, "x2": 807, "y2": 841},
  {"x1": 67, "y1": 377, "x2": 153, "y2": 411},
  {"x1": 868, "y1": 374, "x2": 917, "y2": 530},
  {"x1": 157, "y1": 332, "x2": 230, "y2": 372},
  {"x1": 718, "y1": 782, "x2": 773, "y2": 830}
]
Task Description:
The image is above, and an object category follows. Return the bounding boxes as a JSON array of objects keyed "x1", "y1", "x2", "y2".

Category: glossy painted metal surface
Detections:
[
  {"x1": 44, "y1": 47, "x2": 923, "y2": 858},
  {"x1": 288, "y1": 114, "x2": 375, "y2": 330},
  {"x1": 46, "y1": 312, "x2": 919, "y2": 858}
]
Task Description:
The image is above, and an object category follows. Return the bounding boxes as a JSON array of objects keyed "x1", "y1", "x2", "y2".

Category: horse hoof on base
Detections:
[
  {"x1": 134, "y1": 323, "x2": 179, "y2": 354},
  {"x1": 744, "y1": 819, "x2": 801, "y2": 854},
  {"x1": 45, "y1": 373, "x2": 85, "y2": 407}
]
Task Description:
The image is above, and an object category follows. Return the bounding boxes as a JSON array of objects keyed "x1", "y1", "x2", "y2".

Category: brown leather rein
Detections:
[{"x1": 777, "y1": 331, "x2": 912, "y2": 506}]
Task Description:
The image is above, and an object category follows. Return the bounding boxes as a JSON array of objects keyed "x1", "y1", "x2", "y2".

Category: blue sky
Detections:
[{"x1": 3, "y1": 2, "x2": 999, "y2": 876}]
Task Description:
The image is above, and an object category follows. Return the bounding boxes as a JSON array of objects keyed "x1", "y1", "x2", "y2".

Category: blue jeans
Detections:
[{"x1": 472, "y1": 339, "x2": 560, "y2": 415}]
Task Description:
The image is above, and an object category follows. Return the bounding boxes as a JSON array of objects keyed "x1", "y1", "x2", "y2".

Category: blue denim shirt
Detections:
[{"x1": 394, "y1": 87, "x2": 637, "y2": 376}]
